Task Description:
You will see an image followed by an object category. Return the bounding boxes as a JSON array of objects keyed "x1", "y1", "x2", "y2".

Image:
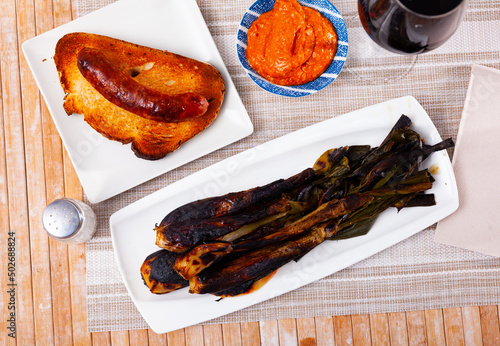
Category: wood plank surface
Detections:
[
  {"x1": 185, "y1": 325, "x2": 204, "y2": 346},
  {"x1": 461, "y1": 306, "x2": 482, "y2": 345},
  {"x1": 203, "y1": 324, "x2": 223, "y2": 346},
  {"x1": 129, "y1": 329, "x2": 148, "y2": 345},
  {"x1": 314, "y1": 316, "x2": 335, "y2": 346},
  {"x1": 110, "y1": 330, "x2": 129, "y2": 345},
  {"x1": 387, "y1": 312, "x2": 408, "y2": 346},
  {"x1": 351, "y1": 314, "x2": 371, "y2": 345},
  {"x1": 296, "y1": 317, "x2": 316, "y2": 345},
  {"x1": 314, "y1": 317, "x2": 335, "y2": 346},
  {"x1": 0, "y1": 28, "x2": 18, "y2": 346},
  {"x1": 33, "y1": 0, "x2": 70, "y2": 341},
  {"x1": 240, "y1": 322, "x2": 261, "y2": 346},
  {"x1": 92, "y1": 331, "x2": 111, "y2": 346},
  {"x1": 333, "y1": 316, "x2": 353, "y2": 346},
  {"x1": 167, "y1": 328, "x2": 186, "y2": 346},
  {"x1": 278, "y1": 318, "x2": 297, "y2": 345},
  {"x1": 1, "y1": 0, "x2": 500, "y2": 345},
  {"x1": 443, "y1": 307, "x2": 465, "y2": 345},
  {"x1": 260, "y1": 320, "x2": 279, "y2": 345},
  {"x1": 148, "y1": 328, "x2": 167, "y2": 345},
  {"x1": 424, "y1": 309, "x2": 446, "y2": 346},
  {"x1": 406, "y1": 311, "x2": 427, "y2": 345},
  {"x1": 370, "y1": 313, "x2": 390, "y2": 345},
  {"x1": 222, "y1": 323, "x2": 242, "y2": 346},
  {"x1": 480, "y1": 306, "x2": 500, "y2": 345},
  {"x1": 2, "y1": 0, "x2": 36, "y2": 344}
]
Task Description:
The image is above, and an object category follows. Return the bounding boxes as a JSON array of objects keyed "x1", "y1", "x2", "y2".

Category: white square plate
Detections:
[
  {"x1": 110, "y1": 96, "x2": 459, "y2": 333},
  {"x1": 22, "y1": 0, "x2": 253, "y2": 203}
]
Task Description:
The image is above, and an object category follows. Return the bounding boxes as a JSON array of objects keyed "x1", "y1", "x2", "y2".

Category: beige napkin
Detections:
[{"x1": 434, "y1": 64, "x2": 500, "y2": 257}]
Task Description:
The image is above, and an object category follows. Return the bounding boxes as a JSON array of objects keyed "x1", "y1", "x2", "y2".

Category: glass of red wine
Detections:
[{"x1": 350, "y1": 0, "x2": 467, "y2": 82}]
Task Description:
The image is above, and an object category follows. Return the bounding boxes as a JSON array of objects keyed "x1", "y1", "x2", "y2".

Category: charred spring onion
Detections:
[{"x1": 141, "y1": 115, "x2": 454, "y2": 297}]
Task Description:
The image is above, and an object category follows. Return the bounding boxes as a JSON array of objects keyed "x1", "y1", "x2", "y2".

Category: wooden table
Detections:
[{"x1": 1, "y1": 0, "x2": 500, "y2": 344}]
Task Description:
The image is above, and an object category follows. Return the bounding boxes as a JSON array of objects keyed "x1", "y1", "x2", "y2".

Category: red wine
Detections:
[
  {"x1": 358, "y1": 0, "x2": 467, "y2": 54},
  {"x1": 400, "y1": 0, "x2": 462, "y2": 16}
]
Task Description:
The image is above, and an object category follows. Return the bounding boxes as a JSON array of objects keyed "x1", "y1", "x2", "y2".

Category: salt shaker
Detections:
[{"x1": 42, "y1": 198, "x2": 97, "y2": 244}]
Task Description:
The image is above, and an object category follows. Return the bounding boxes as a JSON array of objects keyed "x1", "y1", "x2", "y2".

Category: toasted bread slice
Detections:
[{"x1": 54, "y1": 32, "x2": 225, "y2": 160}]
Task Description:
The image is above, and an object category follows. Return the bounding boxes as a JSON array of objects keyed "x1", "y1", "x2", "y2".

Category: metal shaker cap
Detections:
[{"x1": 42, "y1": 198, "x2": 83, "y2": 239}]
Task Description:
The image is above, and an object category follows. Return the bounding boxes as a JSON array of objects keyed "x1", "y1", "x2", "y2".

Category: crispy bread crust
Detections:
[{"x1": 54, "y1": 32, "x2": 225, "y2": 160}]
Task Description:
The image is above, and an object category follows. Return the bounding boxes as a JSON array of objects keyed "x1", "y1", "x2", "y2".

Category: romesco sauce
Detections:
[{"x1": 246, "y1": 0, "x2": 338, "y2": 86}]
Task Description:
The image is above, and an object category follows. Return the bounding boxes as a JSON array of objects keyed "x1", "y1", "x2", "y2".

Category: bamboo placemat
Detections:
[{"x1": 78, "y1": 0, "x2": 500, "y2": 332}]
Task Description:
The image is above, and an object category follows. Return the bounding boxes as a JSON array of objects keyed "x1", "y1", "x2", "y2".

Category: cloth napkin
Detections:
[{"x1": 434, "y1": 64, "x2": 500, "y2": 257}]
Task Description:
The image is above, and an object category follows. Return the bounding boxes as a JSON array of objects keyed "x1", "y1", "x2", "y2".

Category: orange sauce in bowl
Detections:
[{"x1": 246, "y1": 0, "x2": 338, "y2": 86}]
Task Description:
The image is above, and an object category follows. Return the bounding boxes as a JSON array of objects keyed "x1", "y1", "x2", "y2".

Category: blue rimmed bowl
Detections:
[{"x1": 236, "y1": 0, "x2": 348, "y2": 97}]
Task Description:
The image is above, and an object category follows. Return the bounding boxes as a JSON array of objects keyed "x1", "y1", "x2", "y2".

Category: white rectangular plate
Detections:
[
  {"x1": 22, "y1": 0, "x2": 253, "y2": 203},
  {"x1": 110, "y1": 96, "x2": 458, "y2": 333}
]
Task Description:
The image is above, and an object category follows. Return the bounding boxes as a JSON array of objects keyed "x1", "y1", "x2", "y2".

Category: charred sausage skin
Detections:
[{"x1": 77, "y1": 47, "x2": 209, "y2": 123}]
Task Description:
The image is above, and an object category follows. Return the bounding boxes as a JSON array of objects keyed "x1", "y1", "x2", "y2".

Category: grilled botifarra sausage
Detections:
[{"x1": 77, "y1": 47, "x2": 208, "y2": 123}]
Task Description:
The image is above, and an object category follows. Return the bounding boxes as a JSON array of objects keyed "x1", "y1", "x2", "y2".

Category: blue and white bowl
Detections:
[{"x1": 237, "y1": 0, "x2": 348, "y2": 97}]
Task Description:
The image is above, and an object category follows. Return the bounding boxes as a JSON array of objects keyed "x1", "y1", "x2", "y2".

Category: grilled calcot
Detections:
[{"x1": 141, "y1": 115, "x2": 454, "y2": 297}]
